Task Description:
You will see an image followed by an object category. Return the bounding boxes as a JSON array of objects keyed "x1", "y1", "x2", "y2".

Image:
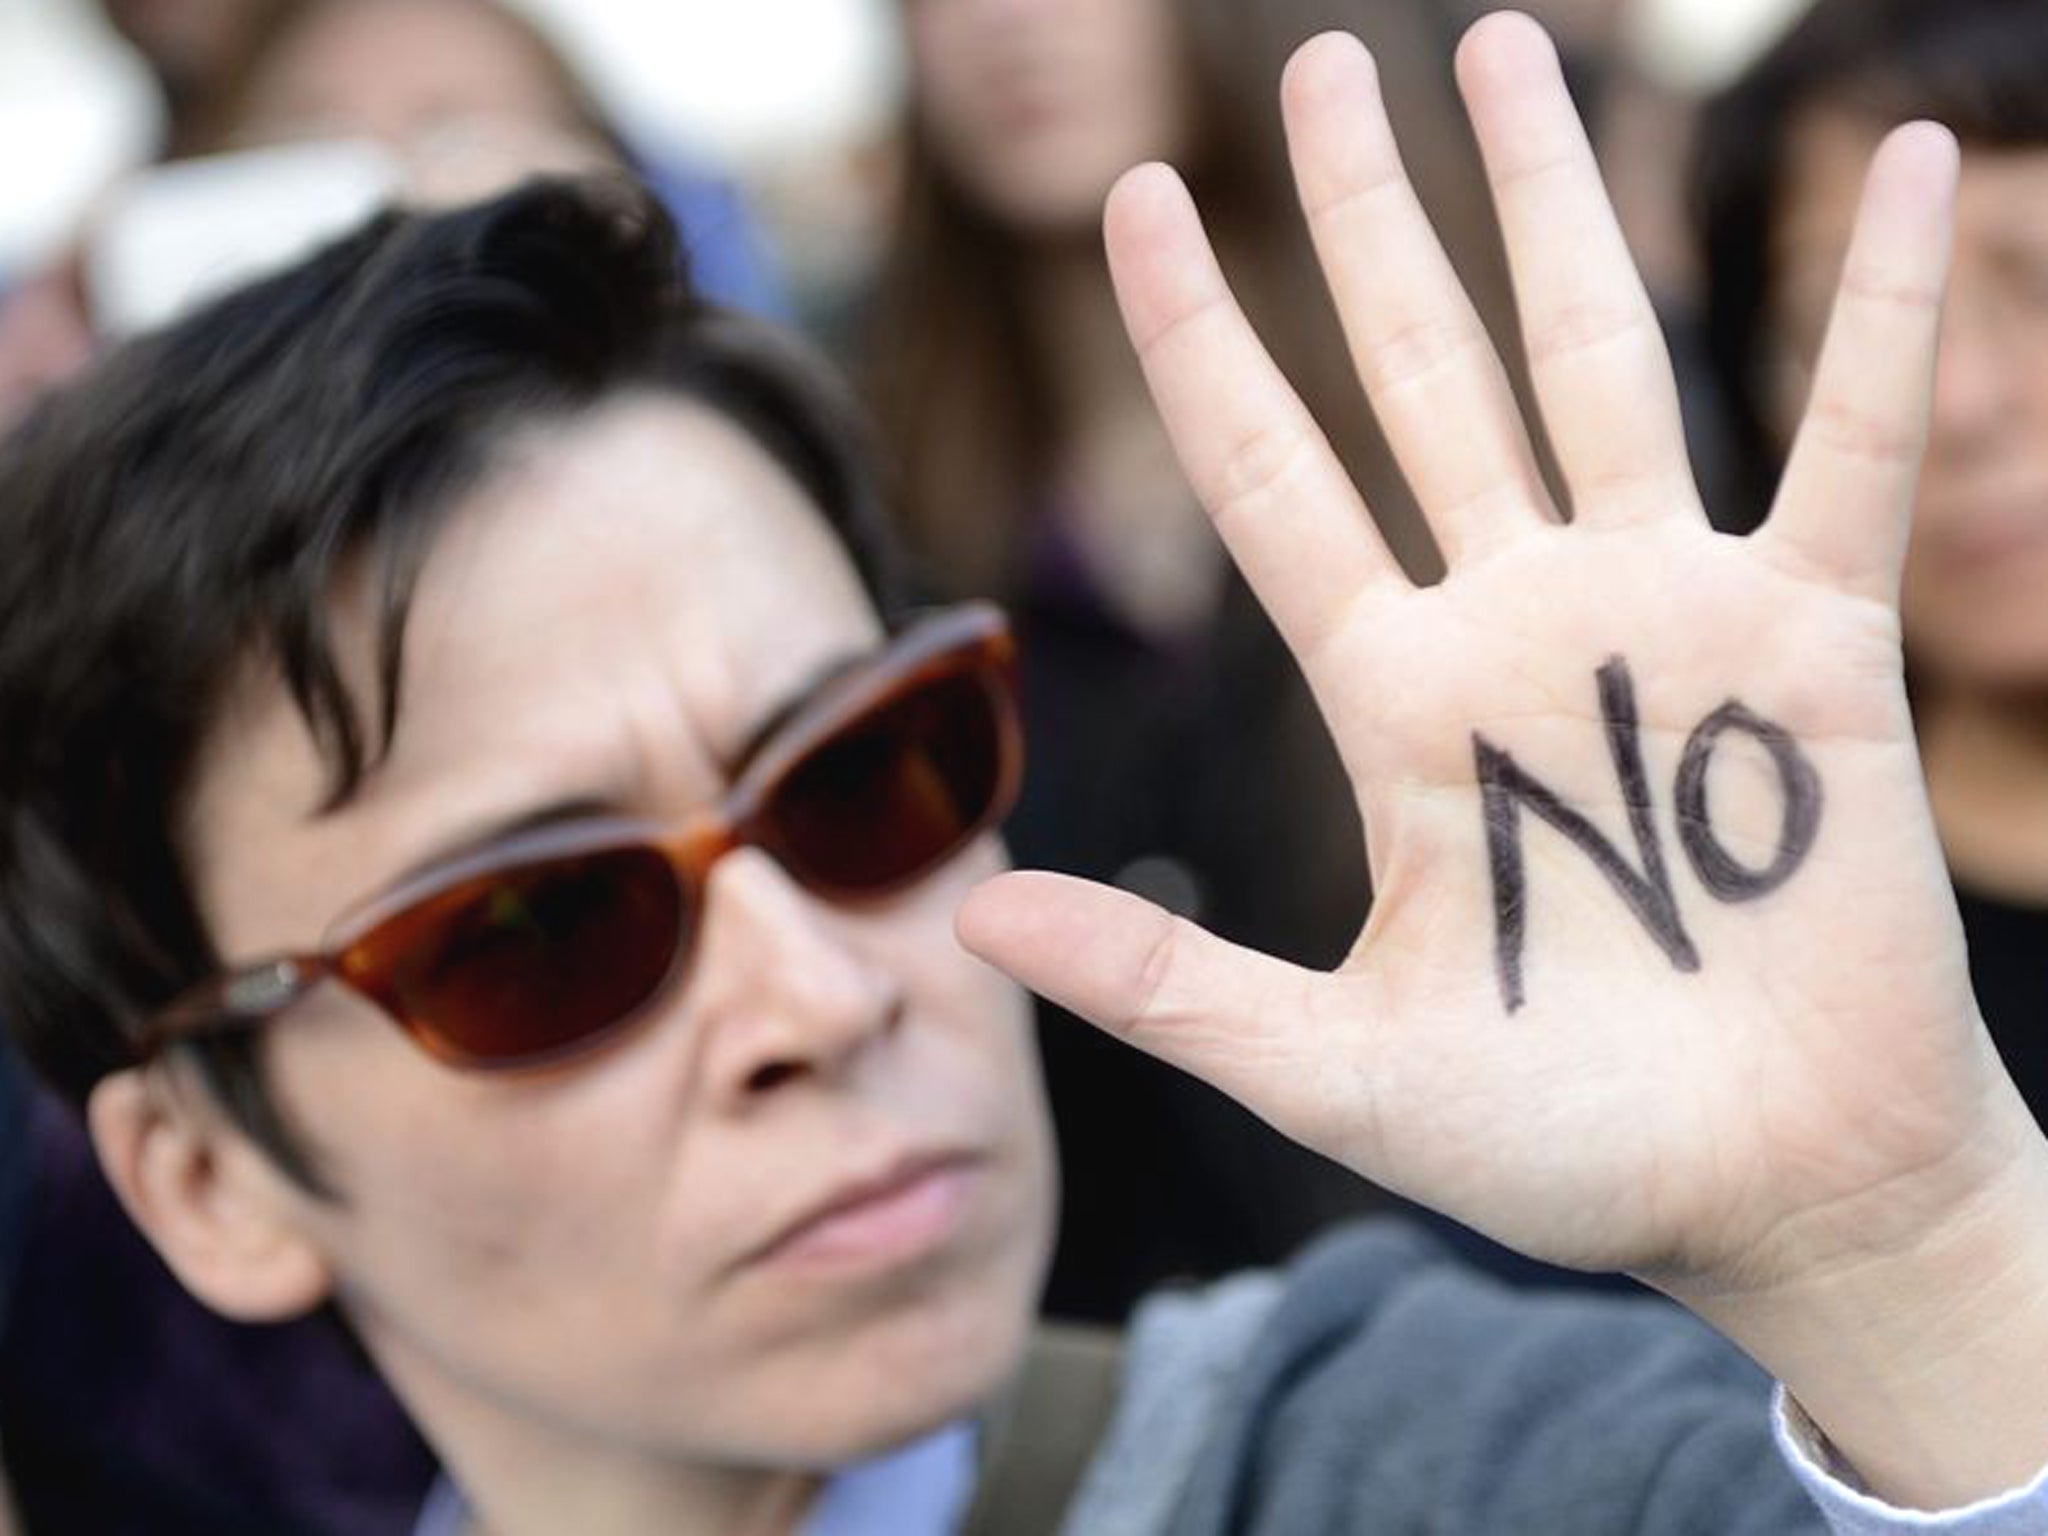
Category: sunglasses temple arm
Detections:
[{"x1": 139, "y1": 956, "x2": 328, "y2": 1057}]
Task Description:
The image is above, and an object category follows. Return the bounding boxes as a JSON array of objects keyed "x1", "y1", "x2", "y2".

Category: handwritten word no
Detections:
[{"x1": 1475, "y1": 657, "x2": 1822, "y2": 1013}]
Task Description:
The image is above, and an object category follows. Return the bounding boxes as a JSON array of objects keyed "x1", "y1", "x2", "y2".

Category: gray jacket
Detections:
[{"x1": 1061, "y1": 1221, "x2": 1821, "y2": 1535}]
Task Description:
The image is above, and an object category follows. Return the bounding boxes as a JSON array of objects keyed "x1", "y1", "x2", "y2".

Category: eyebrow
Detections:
[
  {"x1": 723, "y1": 649, "x2": 867, "y2": 775},
  {"x1": 382, "y1": 646, "x2": 873, "y2": 884},
  {"x1": 386, "y1": 795, "x2": 620, "y2": 886}
]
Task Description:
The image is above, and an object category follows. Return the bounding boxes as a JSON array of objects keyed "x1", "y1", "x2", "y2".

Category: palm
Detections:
[
  {"x1": 960, "y1": 16, "x2": 1995, "y2": 1292},
  {"x1": 1309, "y1": 521, "x2": 1971, "y2": 1277}
]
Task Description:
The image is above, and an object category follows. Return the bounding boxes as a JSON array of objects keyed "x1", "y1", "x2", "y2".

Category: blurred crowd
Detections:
[{"x1": 1, "y1": 0, "x2": 2045, "y2": 1530}]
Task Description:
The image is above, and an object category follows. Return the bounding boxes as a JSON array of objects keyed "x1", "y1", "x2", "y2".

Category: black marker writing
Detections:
[
  {"x1": 1673, "y1": 701, "x2": 1824, "y2": 901},
  {"x1": 1474, "y1": 658, "x2": 1822, "y2": 1013},
  {"x1": 1476, "y1": 658, "x2": 1699, "y2": 1013}
]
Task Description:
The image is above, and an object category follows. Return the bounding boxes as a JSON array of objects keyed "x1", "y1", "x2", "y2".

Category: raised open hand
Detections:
[{"x1": 958, "y1": 12, "x2": 2034, "y2": 1308}]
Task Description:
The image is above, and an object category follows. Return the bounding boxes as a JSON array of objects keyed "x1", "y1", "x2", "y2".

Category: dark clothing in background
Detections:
[
  {"x1": 0, "y1": 1041, "x2": 26, "y2": 1344},
  {"x1": 1011, "y1": 522, "x2": 1388, "y2": 1323},
  {"x1": 1958, "y1": 885, "x2": 2048, "y2": 1126},
  {"x1": 0, "y1": 1092, "x2": 437, "y2": 1536}
]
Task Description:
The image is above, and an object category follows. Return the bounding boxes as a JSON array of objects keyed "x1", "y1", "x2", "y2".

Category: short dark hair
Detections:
[
  {"x1": 1695, "y1": 0, "x2": 2048, "y2": 526},
  {"x1": 0, "y1": 177, "x2": 898, "y2": 1186}
]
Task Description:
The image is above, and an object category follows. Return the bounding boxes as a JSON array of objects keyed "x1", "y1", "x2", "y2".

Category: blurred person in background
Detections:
[
  {"x1": 1697, "y1": 0, "x2": 2048, "y2": 1130},
  {"x1": 0, "y1": 4, "x2": 786, "y2": 1531},
  {"x1": 96, "y1": 0, "x2": 300, "y2": 156},
  {"x1": 0, "y1": 0, "x2": 785, "y2": 439},
  {"x1": 0, "y1": 0, "x2": 299, "y2": 431},
  {"x1": 868, "y1": 0, "x2": 1525, "y2": 1322},
  {"x1": 213, "y1": 0, "x2": 623, "y2": 189},
  {"x1": 204, "y1": 0, "x2": 786, "y2": 318}
]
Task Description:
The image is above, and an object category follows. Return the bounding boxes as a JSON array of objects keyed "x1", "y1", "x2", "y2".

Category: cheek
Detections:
[
  {"x1": 2019, "y1": 344, "x2": 2048, "y2": 456},
  {"x1": 899, "y1": 852, "x2": 1059, "y2": 1283},
  {"x1": 904, "y1": 7, "x2": 990, "y2": 147},
  {"x1": 1901, "y1": 382, "x2": 2048, "y2": 687},
  {"x1": 1900, "y1": 551, "x2": 2048, "y2": 689},
  {"x1": 261, "y1": 1003, "x2": 789, "y2": 1445},
  {"x1": 263, "y1": 998, "x2": 680, "y2": 1328},
  {"x1": 898, "y1": 837, "x2": 1044, "y2": 1089},
  {"x1": 1098, "y1": 0, "x2": 1190, "y2": 158}
]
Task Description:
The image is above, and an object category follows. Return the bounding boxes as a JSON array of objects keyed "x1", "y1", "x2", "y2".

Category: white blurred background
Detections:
[
  {"x1": 0, "y1": 0, "x2": 1817, "y2": 280},
  {"x1": 0, "y1": 0, "x2": 909, "y2": 274}
]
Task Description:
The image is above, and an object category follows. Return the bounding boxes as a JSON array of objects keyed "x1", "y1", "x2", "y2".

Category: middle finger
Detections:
[
  {"x1": 1457, "y1": 13, "x2": 1700, "y2": 528},
  {"x1": 1284, "y1": 31, "x2": 1555, "y2": 567}
]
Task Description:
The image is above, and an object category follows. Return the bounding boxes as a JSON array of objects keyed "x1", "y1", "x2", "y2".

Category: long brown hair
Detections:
[{"x1": 866, "y1": 0, "x2": 1522, "y2": 598}]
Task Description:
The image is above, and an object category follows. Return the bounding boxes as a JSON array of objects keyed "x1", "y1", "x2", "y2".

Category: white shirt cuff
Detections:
[{"x1": 1773, "y1": 1386, "x2": 2048, "y2": 1535}]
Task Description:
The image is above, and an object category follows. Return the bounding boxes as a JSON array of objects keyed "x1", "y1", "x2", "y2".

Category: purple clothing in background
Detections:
[
  {"x1": 643, "y1": 163, "x2": 791, "y2": 325},
  {"x1": 1, "y1": 1091, "x2": 437, "y2": 1536}
]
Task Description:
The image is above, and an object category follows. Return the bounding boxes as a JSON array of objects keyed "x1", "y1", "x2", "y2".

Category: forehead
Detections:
[
  {"x1": 392, "y1": 392, "x2": 878, "y2": 756},
  {"x1": 184, "y1": 394, "x2": 882, "y2": 952}
]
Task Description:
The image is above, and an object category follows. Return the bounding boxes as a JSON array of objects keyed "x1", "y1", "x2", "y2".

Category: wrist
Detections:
[{"x1": 1665, "y1": 1088, "x2": 2048, "y2": 1510}]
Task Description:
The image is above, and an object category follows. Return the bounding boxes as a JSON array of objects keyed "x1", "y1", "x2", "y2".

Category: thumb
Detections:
[{"x1": 955, "y1": 870, "x2": 1333, "y2": 1128}]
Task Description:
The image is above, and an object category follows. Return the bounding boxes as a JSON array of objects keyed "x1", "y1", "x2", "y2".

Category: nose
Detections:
[{"x1": 685, "y1": 848, "x2": 907, "y2": 1105}]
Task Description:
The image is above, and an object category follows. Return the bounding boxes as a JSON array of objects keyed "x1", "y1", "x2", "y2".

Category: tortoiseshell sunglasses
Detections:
[{"x1": 143, "y1": 604, "x2": 1020, "y2": 1071}]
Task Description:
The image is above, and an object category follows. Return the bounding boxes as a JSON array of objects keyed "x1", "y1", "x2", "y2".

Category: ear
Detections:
[{"x1": 88, "y1": 1067, "x2": 333, "y2": 1323}]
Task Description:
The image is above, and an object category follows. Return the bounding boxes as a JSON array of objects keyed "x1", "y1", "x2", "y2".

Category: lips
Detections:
[{"x1": 744, "y1": 1150, "x2": 983, "y2": 1273}]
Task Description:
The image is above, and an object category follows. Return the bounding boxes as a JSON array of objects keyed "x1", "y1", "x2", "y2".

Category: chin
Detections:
[
  {"x1": 959, "y1": 160, "x2": 1128, "y2": 242},
  {"x1": 746, "y1": 1248, "x2": 1046, "y2": 1468},
  {"x1": 806, "y1": 1153, "x2": 1056, "y2": 1463},
  {"x1": 700, "y1": 1086, "x2": 1060, "y2": 1467}
]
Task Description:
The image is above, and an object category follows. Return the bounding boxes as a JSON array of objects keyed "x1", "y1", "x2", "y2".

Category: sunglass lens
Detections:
[
  {"x1": 363, "y1": 846, "x2": 685, "y2": 1066},
  {"x1": 771, "y1": 671, "x2": 1007, "y2": 894}
]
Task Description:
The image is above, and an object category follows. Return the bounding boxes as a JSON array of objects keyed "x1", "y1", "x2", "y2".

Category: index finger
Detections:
[{"x1": 1105, "y1": 163, "x2": 1407, "y2": 667}]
